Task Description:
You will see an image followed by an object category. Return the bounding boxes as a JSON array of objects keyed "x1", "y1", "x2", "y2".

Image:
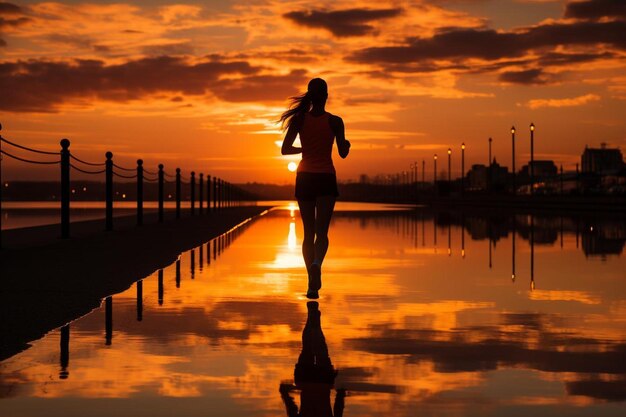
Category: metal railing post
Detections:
[
  {"x1": 190, "y1": 171, "x2": 196, "y2": 216},
  {"x1": 158, "y1": 164, "x2": 164, "y2": 223},
  {"x1": 105, "y1": 152, "x2": 113, "y2": 231},
  {"x1": 60, "y1": 139, "x2": 70, "y2": 238},
  {"x1": 175, "y1": 168, "x2": 181, "y2": 219},
  {"x1": 213, "y1": 176, "x2": 217, "y2": 211},
  {"x1": 136, "y1": 159, "x2": 143, "y2": 226},
  {"x1": 199, "y1": 173, "x2": 203, "y2": 214},
  {"x1": 207, "y1": 174, "x2": 211, "y2": 213}
]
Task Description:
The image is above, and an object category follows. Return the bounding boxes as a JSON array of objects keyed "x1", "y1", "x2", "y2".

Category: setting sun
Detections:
[{"x1": 287, "y1": 162, "x2": 297, "y2": 172}]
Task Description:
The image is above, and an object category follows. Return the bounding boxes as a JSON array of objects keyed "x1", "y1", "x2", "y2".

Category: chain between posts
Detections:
[{"x1": 0, "y1": 126, "x2": 245, "y2": 246}]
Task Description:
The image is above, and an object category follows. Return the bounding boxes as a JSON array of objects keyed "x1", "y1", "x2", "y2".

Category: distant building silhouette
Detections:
[
  {"x1": 520, "y1": 160, "x2": 557, "y2": 178},
  {"x1": 467, "y1": 158, "x2": 507, "y2": 191},
  {"x1": 581, "y1": 144, "x2": 624, "y2": 175}
]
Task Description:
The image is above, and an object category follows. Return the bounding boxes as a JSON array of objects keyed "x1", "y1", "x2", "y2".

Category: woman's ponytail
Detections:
[{"x1": 278, "y1": 91, "x2": 312, "y2": 131}]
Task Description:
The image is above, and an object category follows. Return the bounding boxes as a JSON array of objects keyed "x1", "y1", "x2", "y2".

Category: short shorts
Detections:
[{"x1": 295, "y1": 172, "x2": 339, "y2": 201}]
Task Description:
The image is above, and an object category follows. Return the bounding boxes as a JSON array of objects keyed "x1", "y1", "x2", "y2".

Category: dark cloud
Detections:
[
  {"x1": 0, "y1": 56, "x2": 308, "y2": 112},
  {"x1": 343, "y1": 94, "x2": 392, "y2": 106},
  {"x1": 284, "y1": 8, "x2": 402, "y2": 37},
  {"x1": 564, "y1": 0, "x2": 626, "y2": 21},
  {"x1": 346, "y1": 323, "x2": 626, "y2": 376},
  {"x1": 211, "y1": 69, "x2": 308, "y2": 102},
  {"x1": 0, "y1": 2, "x2": 28, "y2": 31},
  {"x1": 47, "y1": 33, "x2": 94, "y2": 49},
  {"x1": 566, "y1": 378, "x2": 626, "y2": 401},
  {"x1": 0, "y1": 2, "x2": 22, "y2": 15},
  {"x1": 499, "y1": 68, "x2": 547, "y2": 85},
  {"x1": 350, "y1": 20, "x2": 626, "y2": 67},
  {"x1": 142, "y1": 41, "x2": 195, "y2": 56},
  {"x1": 0, "y1": 15, "x2": 29, "y2": 29},
  {"x1": 538, "y1": 51, "x2": 616, "y2": 66}
]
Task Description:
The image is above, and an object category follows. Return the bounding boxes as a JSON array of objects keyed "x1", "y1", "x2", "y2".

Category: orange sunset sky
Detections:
[{"x1": 0, "y1": 0, "x2": 625, "y2": 183}]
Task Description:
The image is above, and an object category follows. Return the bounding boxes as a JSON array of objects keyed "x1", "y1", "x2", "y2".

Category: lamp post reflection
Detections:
[
  {"x1": 488, "y1": 223, "x2": 493, "y2": 269},
  {"x1": 512, "y1": 221, "x2": 516, "y2": 282},
  {"x1": 530, "y1": 123, "x2": 535, "y2": 196},
  {"x1": 530, "y1": 214, "x2": 535, "y2": 290},
  {"x1": 511, "y1": 126, "x2": 516, "y2": 195},
  {"x1": 461, "y1": 214, "x2": 465, "y2": 259},
  {"x1": 434, "y1": 215, "x2": 438, "y2": 254},
  {"x1": 279, "y1": 302, "x2": 345, "y2": 417},
  {"x1": 447, "y1": 222, "x2": 452, "y2": 256}
]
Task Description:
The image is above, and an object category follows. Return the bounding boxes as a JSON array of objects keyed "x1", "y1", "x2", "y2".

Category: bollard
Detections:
[
  {"x1": 213, "y1": 177, "x2": 218, "y2": 211},
  {"x1": 199, "y1": 173, "x2": 204, "y2": 215},
  {"x1": 158, "y1": 164, "x2": 164, "y2": 223},
  {"x1": 137, "y1": 159, "x2": 143, "y2": 226},
  {"x1": 175, "y1": 168, "x2": 181, "y2": 219},
  {"x1": 105, "y1": 152, "x2": 113, "y2": 231},
  {"x1": 218, "y1": 179, "x2": 222, "y2": 210},
  {"x1": 222, "y1": 180, "x2": 225, "y2": 209},
  {"x1": 207, "y1": 174, "x2": 212, "y2": 213},
  {"x1": 190, "y1": 171, "x2": 196, "y2": 216},
  {"x1": 60, "y1": 139, "x2": 70, "y2": 238}
]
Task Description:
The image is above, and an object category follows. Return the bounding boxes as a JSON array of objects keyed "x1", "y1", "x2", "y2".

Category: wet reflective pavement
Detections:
[{"x1": 1, "y1": 203, "x2": 625, "y2": 416}]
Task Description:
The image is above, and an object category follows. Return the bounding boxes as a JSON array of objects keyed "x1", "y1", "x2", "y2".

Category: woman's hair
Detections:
[{"x1": 279, "y1": 78, "x2": 328, "y2": 131}]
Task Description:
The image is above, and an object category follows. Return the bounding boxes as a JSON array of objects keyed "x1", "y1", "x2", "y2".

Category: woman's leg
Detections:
[
  {"x1": 313, "y1": 196, "x2": 336, "y2": 266},
  {"x1": 297, "y1": 199, "x2": 316, "y2": 270}
]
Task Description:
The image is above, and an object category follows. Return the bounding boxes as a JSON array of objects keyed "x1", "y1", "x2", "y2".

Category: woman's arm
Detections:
[
  {"x1": 330, "y1": 115, "x2": 350, "y2": 159},
  {"x1": 281, "y1": 115, "x2": 303, "y2": 155}
]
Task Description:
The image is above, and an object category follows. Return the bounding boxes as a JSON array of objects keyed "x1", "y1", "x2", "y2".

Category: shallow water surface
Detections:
[{"x1": 1, "y1": 204, "x2": 625, "y2": 416}]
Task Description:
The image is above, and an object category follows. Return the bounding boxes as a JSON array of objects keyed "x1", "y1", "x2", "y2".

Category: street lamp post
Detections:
[
  {"x1": 433, "y1": 154, "x2": 438, "y2": 186},
  {"x1": 461, "y1": 142, "x2": 465, "y2": 197},
  {"x1": 447, "y1": 148, "x2": 452, "y2": 183},
  {"x1": 530, "y1": 123, "x2": 535, "y2": 196},
  {"x1": 488, "y1": 137, "x2": 492, "y2": 193},
  {"x1": 511, "y1": 126, "x2": 516, "y2": 195},
  {"x1": 422, "y1": 160, "x2": 425, "y2": 186},
  {"x1": 410, "y1": 161, "x2": 418, "y2": 200}
]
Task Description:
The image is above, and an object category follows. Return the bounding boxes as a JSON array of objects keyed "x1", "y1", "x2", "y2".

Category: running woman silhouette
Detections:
[{"x1": 280, "y1": 78, "x2": 351, "y2": 299}]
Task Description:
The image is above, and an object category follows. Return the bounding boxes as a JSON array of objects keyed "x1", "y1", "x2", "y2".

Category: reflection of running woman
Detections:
[
  {"x1": 280, "y1": 78, "x2": 351, "y2": 299},
  {"x1": 280, "y1": 302, "x2": 346, "y2": 417}
]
